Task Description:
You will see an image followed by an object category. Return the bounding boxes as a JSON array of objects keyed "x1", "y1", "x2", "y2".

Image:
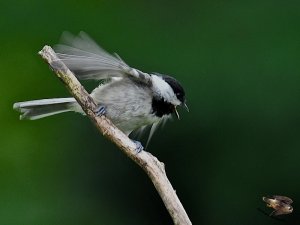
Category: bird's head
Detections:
[{"x1": 151, "y1": 73, "x2": 188, "y2": 119}]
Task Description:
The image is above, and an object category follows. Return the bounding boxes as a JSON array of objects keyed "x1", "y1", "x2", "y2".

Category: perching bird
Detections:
[
  {"x1": 262, "y1": 195, "x2": 293, "y2": 216},
  {"x1": 13, "y1": 32, "x2": 188, "y2": 151}
]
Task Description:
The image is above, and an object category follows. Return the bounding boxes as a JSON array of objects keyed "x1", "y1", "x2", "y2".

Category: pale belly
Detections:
[{"x1": 90, "y1": 78, "x2": 161, "y2": 135}]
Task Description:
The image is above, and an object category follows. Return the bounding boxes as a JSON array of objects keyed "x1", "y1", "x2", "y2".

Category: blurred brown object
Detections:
[{"x1": 262, "y1": 195, "x2": 293, "y2": 216}]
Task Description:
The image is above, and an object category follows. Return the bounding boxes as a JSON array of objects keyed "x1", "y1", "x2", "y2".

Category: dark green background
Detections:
[{"x1": 1, "y1": 0, "x2": 300, "y2": 224}]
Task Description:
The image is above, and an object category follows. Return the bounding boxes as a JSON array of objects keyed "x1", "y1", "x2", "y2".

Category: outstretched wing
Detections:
[{"x1": 54, "y1": 32, "x2": 151, "y2": 84}]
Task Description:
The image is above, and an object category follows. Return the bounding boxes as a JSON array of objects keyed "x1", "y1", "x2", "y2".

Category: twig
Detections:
[{"x1": 38, "y1": 45, "x2": 192, "y2": 225}]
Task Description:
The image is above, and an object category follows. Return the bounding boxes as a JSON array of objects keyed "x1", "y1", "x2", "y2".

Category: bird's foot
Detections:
[
  {"x1": 131, "y1": 139, "x2": 144, "y2": 154},
  {"x1": 94, "y1": 105, "x2": 107, "y2": 116}
]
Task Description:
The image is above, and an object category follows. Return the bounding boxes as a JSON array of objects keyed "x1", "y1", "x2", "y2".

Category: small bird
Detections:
[
  {"x1": 262, "y1": 195, "x2": 293, "y2": 216},
  {"x1": 13, "y1": 32, "x2": 188, "y2": 151}
]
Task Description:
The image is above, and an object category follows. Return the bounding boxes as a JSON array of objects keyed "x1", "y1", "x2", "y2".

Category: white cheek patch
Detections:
[{"x1": 151, "y1": 75, "x2": 180, "y2": 105}]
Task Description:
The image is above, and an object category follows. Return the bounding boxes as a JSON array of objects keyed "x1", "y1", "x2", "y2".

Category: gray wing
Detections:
[
  {"x1": 54, "y1": 32, "x2": 151, "y2": 84},
  {"x1": 130, "y1": 115, "x2": 171, "y2": 149},
  {"x1": 272, "y1": 195, "x2": 293, "y2": 204}
]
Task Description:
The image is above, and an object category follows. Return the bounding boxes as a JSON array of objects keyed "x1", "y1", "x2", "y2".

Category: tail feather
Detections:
[{"x1": 13, "y1": 98, "x2": 78, "y2": 120}]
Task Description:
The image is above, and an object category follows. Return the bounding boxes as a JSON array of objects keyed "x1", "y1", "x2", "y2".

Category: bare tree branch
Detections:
[{"x1": 38, "y1": 45, "x2": 192, "y2": 225}]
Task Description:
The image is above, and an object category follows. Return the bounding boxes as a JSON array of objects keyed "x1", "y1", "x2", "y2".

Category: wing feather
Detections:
[
  {"x1": 272, "y1": 195, "x2": 293, "y2": 204},
  {"x1": 54, "y1": 32, "x2": 151, "y2": 83}
]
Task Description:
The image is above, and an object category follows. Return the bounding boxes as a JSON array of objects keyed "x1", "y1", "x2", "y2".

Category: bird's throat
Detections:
[{"x1": 152, "y1": 96, "x2": 174, "y2": 117}]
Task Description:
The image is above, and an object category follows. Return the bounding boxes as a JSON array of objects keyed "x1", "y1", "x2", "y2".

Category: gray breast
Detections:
[{"x1": 91, "y1": 78, "x2": 160, "y2": 135}]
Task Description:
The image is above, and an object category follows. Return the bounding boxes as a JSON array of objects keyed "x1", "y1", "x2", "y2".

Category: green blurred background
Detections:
[{"x1": 1, "y1": 0, "x2": 300, "y2": 224}]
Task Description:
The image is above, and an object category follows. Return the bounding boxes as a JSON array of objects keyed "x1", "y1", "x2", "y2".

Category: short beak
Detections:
[
  {"x1": 174, "y1": 106, "x2": 180, "y2": 120},
  {"x1": 174, "y1": 103, "x2": 189, "y2": 119},
  {"x1": 183, "y1": 103, "x2": 189, "y2": 112}
]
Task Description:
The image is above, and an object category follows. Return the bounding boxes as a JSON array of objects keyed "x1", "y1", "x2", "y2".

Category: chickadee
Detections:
[
  {"x1": 262, "y1": 195, "x2": 293, "y2": 216},
  {"x1": 13, "y1": 32, "x2": 188, "y2": 150}
]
